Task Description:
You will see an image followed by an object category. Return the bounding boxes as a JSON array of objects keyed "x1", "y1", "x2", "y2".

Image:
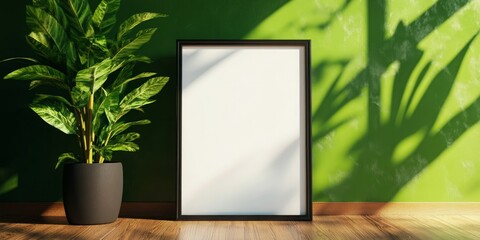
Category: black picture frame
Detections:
[{"x1": 177, "y1": 40, "x2": 312, "y2": 220}]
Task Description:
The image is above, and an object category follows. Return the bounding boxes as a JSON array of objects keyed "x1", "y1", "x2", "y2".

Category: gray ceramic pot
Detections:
[{"x1": 63, "y1": 162, "x2": 123, "y2": 225}]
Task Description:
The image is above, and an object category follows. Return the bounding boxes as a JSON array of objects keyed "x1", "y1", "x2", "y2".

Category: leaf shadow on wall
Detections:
[{"x1": 313, "y1": 0, "x2": 480, "y2": 203}]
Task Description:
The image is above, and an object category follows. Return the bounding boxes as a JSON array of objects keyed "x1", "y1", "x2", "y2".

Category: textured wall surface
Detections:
[{"x1": 1, "y1": 0, "x2": 480, "y2": 202}]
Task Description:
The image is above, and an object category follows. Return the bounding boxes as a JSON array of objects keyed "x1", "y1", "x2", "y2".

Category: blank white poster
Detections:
[{"x1": 180, "y1": 43, "x2": 308, "y2": 216}]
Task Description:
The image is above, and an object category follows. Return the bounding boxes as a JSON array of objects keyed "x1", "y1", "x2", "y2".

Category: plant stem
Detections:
[
  {"x1": 98, "y1": 132, "x2": 112, "y2": 164},
  {"x1": 86, "y1": 94, "x2": 94, "y2": 164},
  {"x1": 79, "y1": 112, "x2": 88, "y2": 161},
  {"x1": 70, "y1": 87, "x2": 87, "y2": 163}
]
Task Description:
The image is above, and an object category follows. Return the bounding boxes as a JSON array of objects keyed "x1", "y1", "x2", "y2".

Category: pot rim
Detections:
[{"x1": 64, "y1": 161, "x2": 122, "y2": 165}]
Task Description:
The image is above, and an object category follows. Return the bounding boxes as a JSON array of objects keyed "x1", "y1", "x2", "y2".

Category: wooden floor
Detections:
[{"x1": 1, "y1": 215, "x2": 480, "y2": 239}]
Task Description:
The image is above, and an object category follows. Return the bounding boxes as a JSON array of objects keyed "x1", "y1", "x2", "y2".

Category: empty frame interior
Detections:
[{"x1": 178, "y1": 40, "x2": 311, "y2": 220}]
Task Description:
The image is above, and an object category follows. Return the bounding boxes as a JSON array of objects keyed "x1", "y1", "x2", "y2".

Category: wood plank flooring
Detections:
[{"x1": 1, "y1": 215, "x2": 479, "y2": 239}]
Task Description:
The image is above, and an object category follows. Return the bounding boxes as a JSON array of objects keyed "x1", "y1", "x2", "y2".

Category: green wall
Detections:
[{"x1": 1, "y1": 0, "x2": 480, "y2": 202}]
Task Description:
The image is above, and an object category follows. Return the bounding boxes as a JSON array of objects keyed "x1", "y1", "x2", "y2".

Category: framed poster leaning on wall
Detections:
[{"x1": 177, "y1": 40, "x2": 311, "y2": 220}]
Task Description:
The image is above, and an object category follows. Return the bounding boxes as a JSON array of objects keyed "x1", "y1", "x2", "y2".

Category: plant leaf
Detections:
[
  {"x1": 92, "y1": 0, "x2": 120, "y2": 34},
  {"x1": 33, "y1": 0, "x2": 68, "y2": 30},
  {"x1": 110, "y1": 132, "x2": 140, "y2": 144},
  {"x1": 104, "y1": 90, "x2": 121, "y2": 124},
  {"x1": 110, "y1": 63, "x2": 134, "y2": 91},
  {"x1": 28, "y1": 80, "x2": 66, "y2": 90},
  {"x1": 93, "y1": 87, "x2": 120, "y2": 132},
  {"x1": 117, "y1": 12, "x2": 166, "y2": 41},
  {"x1": 92, "y1": 88, "x2": 106, "y2": 135},
  {"x1": 33, "y1": 94, "x2": 73, "y2": 107},
  {"x1": 95, "y1": 141, "x2": 139, "y2": 161},
  {"x1": 71, "y1": 85, "x2": 90, "y2": 107},
  {"x1": 65, "y1": 41, "x2": 78, "y2": 73},
  {"x1": 33, "y1": 0, "x2": 56, "y2": 9},
  {"x1": 109, "y1": 58, "x2": 131, "y2": 73},
  {"x1": 4, "y1": 65, "x2": 69, "y2": 90},
  {"x1": 91, "y1": 36, "x2": 110, "y2": 59},
  {"x1": 111, "y1": 72, "x2": 156, "y2": 89},
  {"x1": 4, "y1": 65, "x2": 65, "y2": 81},
  {"x1": 0, "y1": 57, "x2": 39, "y2": 64},
  {"x1": 75, "y1": 58, "x2": 113, "y2": 93},
  {"x1": 26, "y1": 33, "x2": 64, "y2": 65},
  {"x1": 105, "y1": 142, "x2": 139, "y2": 152},
  {"x1": 28, "y1": 31, "x2": 51, "y2": 48},
  {"x1": 60, "y1": 0, "x2": 94, "y2": 39},
  {"x1": 101, "y1": 119, "x2": 150, "y2": 141},
  {"x1": 56, "y1": 152, "x2": 78, "y2": 169},
  {"x1": 120, "y1": 76, "x2": 169, "y2": 111},
  {"x1": 30, "y1": 101, "x2": 76, "y2": 134},
  {"x1": 95, "y1": 146, "x2": 112, "y2": 161},
  {"x1": 26, "y1": 6, "x2": 68, "y2": 52},
  {"x1": 113, "y1": 28, "x2": 157, "y2": 60},
  {"x1": 126, "y1": 55, "x2": 152, "y2": 64},
  {"x1": 105, "y1": 108, "x2": 118, "y2": 125}
]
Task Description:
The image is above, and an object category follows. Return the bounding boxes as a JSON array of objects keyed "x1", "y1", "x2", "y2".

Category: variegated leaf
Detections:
[
  {"x1": 75, "y1": 58, "x2": 113, "y2": 93},
  {"x1": 33, "y1": 94, "x2": 72, "y2": 107},
  {"x1": 26, "y1": 6, "x2": 68, "y2": 52},
  {"x1": 26, "y1": 33, "x2": 63, "y2": 65},
  {"x1": 113, "y1": 28, "x2": 157, "y2": 60},
  {"x1": 105, "y1": 142, "x2": 139, "y2": 152},
  {"x1": 101, "y1": 119, "x2": 150, "y2": 141},
  {"x1": 111, "y1": 71, "x2": 156, "y2": 89},
  {"x1": 120, "y1": 76, "x2": 169, "y2": 111},
  {"x1": 117, "y1": 12, "x2": 166, "y2": 41},
  {"x1": 4, "y1": 65, "x2": 68, "y2": 90},
  {"x1": 92, "y1": 0, "x2": 120, "y2": 34},
  {"x1": 30, "y1": 101, "x2": 76, "y2": 134},
  {"x1": 56, "y1": 152, "x2": 78, "y2": 169},
  {"x1": 110, "y1": 132, "x2": 140, "y2": 144},
  {"x1": 60, "y1": 0, "x2": 94, "y2": 39}
]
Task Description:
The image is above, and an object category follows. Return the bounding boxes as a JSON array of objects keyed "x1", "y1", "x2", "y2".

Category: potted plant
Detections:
[{"x1": 2, "y1": 0, "x2": 168, "y2": 224}]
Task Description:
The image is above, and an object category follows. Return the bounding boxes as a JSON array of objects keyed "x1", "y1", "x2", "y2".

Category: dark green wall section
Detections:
[
  {"x1": 2, "y1": 0, "x2": 480, "y2": 202},
  {"x1": 0, "y1": 0, "x2": 288, "y2": 202}
]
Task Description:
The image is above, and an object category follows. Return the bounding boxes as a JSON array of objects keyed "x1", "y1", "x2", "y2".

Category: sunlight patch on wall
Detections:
[
  {"x1": 391, "y1": 129, "x2": 426, "y2": 164},
  {"x1": 386, "y1": 0, "x2": 437, "y2": 38},
  {"x1": 394, "y1": 123, "x2": 480, "y2": 201}
]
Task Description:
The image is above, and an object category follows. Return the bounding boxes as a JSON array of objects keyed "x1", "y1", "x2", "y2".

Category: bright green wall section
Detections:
[
  {"x1": 248, "y1": 0, "x2": 480, "y2": 202},
  {"x1": 1, "y1": 0, "x2": 480, "y2": 202}
]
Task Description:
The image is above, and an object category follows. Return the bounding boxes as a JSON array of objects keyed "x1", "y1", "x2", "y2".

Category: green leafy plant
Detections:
[{"x1": 2, "y1": 0, "x2": 168, "y2": 168}]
